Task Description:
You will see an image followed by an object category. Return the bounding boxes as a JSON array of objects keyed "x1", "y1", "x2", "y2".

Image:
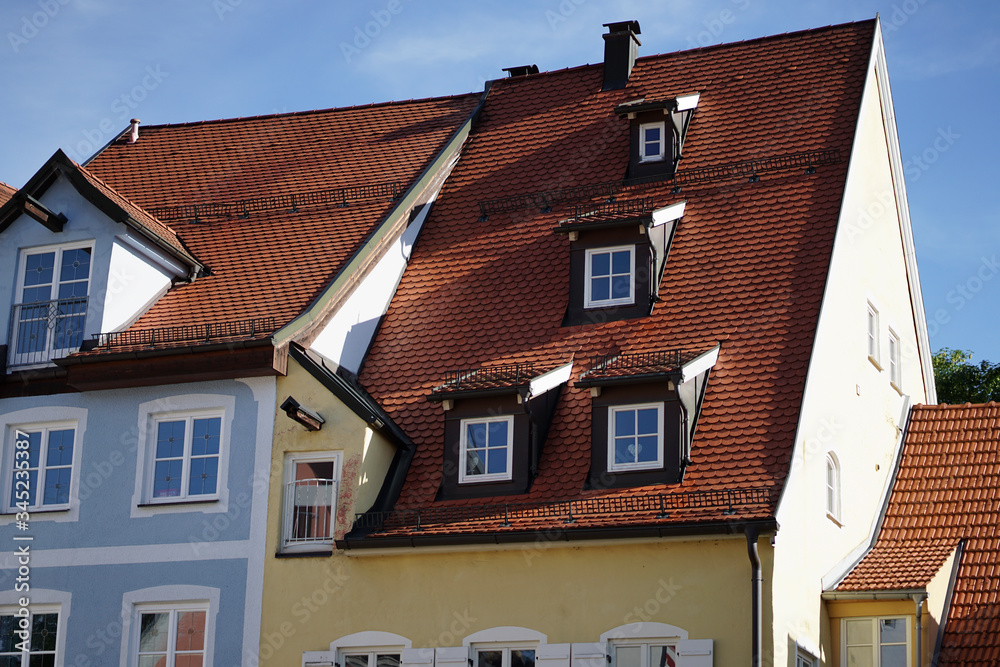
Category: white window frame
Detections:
[
  {"x1": 607, "y1": 403, "x2": 664, "y2": 472},
  {"x1": 866, "y1": 302, "x2": 881, "y2": 369},
  {"x1": 584, "y1": 246, "x2": 635, "y2": 308},
  {"x1": 638, "y1": 121, "x2": 666, "y2": 163},
  {"x1": 458, "y1": 415, "x2": 514, "y2": 484},
  {"x1": 133, "y1": 603, "x2": 209, "y2": 667},
  {"x1": 0, "y1": 603, "x2": 62, "y2": 666},
  {"x1": 0, "y1": 407, "x2": 87, "y2": 525},
  {"x1": 282, "y1": 450, "x2": 342, "y2": 551},
  {"x1": 11, "y1": 241, "x2": 94, "y2": 368},
  {"x1": 120, "y1": 585, "x2": 218, "y2": 667},
  {"x1": 826, "y1": 452, "x2": 841, "y2": 524},
  {"x1": 841, "y1": 616, "x2": 911, "y2": 667},
  {"x1": 147, "y1": 410, "x2": 225, "y2": 503},
  {"x1": 3, "y1": 420, "x2": 77, "y2": 513},
  {"x1": 888, "y1": 328, "x2": 901, "y2": 390},
  {"x1": 132, "y1": 394, "x2": 234, "y2": 517},
  {"x1": 608, "y1": 638, "x2": 681, "y2": 667},
  {"x1": 795, "y1": 651, "x2": 816, "y2": 667},
  {"x1": 471, "y1": 643, "x2": 539, "y2": 667}
]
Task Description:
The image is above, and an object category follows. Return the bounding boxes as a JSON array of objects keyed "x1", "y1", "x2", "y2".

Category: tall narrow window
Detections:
[
  {"x1": 459, "y1": 416, "x2": 514, "y2": 483},
  {"x1": 6, "y1": 424, "x2": 76, "y2": 511},
  {"x1": 0, "y1": 610, "x2": 59, "y2": 665},
  {"x1": 826, "y1": 452, "x2": 841, "y2": 523},
  {"x1": 585, "y1": 246, "x2": 634, "y2": 308},
  {"x1": 866, "y1": 302, "x2": 880, "y2": 365},
  {"x1": 638, "y1": 122, "x2": 665, "y2": 162},
  {"x1": 888, "y1": 330, "x2": 901, "y2": 389},
  {"x1": 11, "y1": 244, "x2": 92, "y2": 367},
  {"x1": 282, "y1": 452, "x2": 339, "y2": 549}
]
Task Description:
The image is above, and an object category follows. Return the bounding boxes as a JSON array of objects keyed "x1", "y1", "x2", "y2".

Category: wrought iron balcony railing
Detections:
[
  {"x1": 282, "y1": 478, "x2": 337, "y2": 548},
  {"x1": 7, "y1": 297, "x2": 88, "y2": 369}
]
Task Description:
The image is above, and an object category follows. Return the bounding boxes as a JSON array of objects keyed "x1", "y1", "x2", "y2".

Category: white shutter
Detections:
[
  {"x1": 402, "y1": 649, "x2": 436, "y2": 667},
  {"x1": 536, "y1": 643, "x2": 571, "y2": 667},
  {"x1": 675, "y1": 639, "x2": 712, "y2": 667},
  {"x1": 301, "y1": 650, "x2": 334, "y2": 667},
  {"x1": 571, "y1": 642, "x2": 607, "y2": 667},
  {"x1": 435, "y1": 646, "x2": 470, "y2": 667}
]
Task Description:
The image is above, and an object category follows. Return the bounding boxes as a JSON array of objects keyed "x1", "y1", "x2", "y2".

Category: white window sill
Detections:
[
  {"x1": 639, "y1": 156, "x2": 665, "y2": 164},
  {"x1": 868, "y1": 355, "x2": 883, "y2": 371},
  {"x1": 826, "y1": 512, "x2": 843, "y2": 527},
  {"x1": 1, "y1": 506, "x2": 70, "y2": 516}
]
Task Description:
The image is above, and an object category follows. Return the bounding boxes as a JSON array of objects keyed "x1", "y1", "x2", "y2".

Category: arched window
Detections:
[{"x1": 826, "y1": 452, "x2": 841, "y2": 522}]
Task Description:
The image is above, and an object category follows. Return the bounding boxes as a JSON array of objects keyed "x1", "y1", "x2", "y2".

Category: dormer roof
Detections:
[{"x1": 349, "y1": 20, "x2": 878, "y2": 544}]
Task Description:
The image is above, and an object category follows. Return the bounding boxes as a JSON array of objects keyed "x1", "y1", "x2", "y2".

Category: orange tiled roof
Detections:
[
  {"x1": 84, "y1": 94, "x2": 481, "y2": 337},
  {"x1": 0, "y1": 181, "x2": 14, "y2": 207},
  {"x1": 355, "y1": 21, "x2": 877, "y2": 538},
  {"x1": 837, "y1": 403, "x2": 1000, "y2": 664}
]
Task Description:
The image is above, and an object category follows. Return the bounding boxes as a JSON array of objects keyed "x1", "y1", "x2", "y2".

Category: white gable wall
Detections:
[{"x1": 770, "y1": 30, "x2": 932, "y2": 666}]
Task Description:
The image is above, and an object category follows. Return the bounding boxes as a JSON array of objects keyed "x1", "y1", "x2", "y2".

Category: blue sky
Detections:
[{"x1": 1, "y1": 0, "x2": 998, "y2": 365}]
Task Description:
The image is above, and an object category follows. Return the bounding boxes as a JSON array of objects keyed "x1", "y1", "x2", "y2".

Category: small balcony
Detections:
[
  {"x1": 282, "y1": 478, "x2": 337, "y2": 548},
  {"x1": 7, "y1": 297, "x2": 88, "y2": 369}
]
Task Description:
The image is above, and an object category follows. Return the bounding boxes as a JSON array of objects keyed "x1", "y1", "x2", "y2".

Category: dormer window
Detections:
[
  {"x1": 11, "y1": 242, "x2": 92, "y2": 368},
  {"x1": 639, "y1": 122, "x2": 665, "y2": 163},
  {"x1": 558, "y1": 200, "x2": 684, "y2": 325},
  {"x1": 460, "y1": 416, "x2": 514, "y2": 483},
  {"x1": 585, "y1": 246, "x2": 634, "y2": 307},
  {"x1": 429, "y1": 362, "x2": 571, "y2": 500},
  {"x1": 609, "y1": 403, "x2": 664, "y2": 471}
]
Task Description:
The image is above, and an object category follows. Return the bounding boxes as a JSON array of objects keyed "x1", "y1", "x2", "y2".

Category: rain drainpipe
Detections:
[
  {"x1": 746, "y1": 526, "x2": 762, "y2": 667},
  {"x1": 914, "y1": 593, "x2": 926, "y2": 667}
]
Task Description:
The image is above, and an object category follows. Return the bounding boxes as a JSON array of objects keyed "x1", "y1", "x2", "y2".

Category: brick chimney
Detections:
[{"x1": 602, "y1": 20, "x2": 641, "y2": 91}]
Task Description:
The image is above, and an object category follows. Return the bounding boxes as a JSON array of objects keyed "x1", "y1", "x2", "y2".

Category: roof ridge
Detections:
[{"x1": 133, "y1": 91, "x2": 481, "y2": 132}]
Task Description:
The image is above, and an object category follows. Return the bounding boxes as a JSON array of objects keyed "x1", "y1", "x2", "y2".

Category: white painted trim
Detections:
[
  {"x1": 529, "y1": 362, "x2": 573, "y2": 398},
  {"x1": 638, "y1": 122, "x2": 666, "y2": 163},
  {"x1": 584, "y1": 245, "x2": 635, "y2": 308},
  {"x1": 130, "y1": 393, "x2": 236, "y2": 518},
  {"x1": 282, "y1": 450, "x2": 342, "y2": 550},
  {"x1": 464, "y1": 627, "x2": 547, "y2": 646},
  {"x1": 330, "y1": 631, "x2": 413, "y2": 653},
  {"x1": 675, "y1": 93, "x2": 700, "y2": 111},
  {"x1": 118, "y1": 585, "x2": 219, "y2": 667},
  {"x1": 0, "y1": 406, "x2": 88, "y2": 525},
  {"x1": 607, "y1": 403, "x2": 664, "y2": 472},
  {"x1": 235, "y1": 376, "x2": 276, "y2": 667},
  {"x1": 680, "y1": 345, "x2": 720, "y2": 384},
  {"x1": 115, "y1": 232, "x2": 187, "y2": 279},
  {"x1": 651, "y1": 201, "x2": 685, "y2": 227},
  {"x1": 871, "y1": 18, "x2": 937, "y2": 403},
  {"x1": 458, "y1": 415, "x2": 515, "y2": 484},
  {"x1": 0, "y1": 589, "x2": 71, "y2": 667},
  {"x1": 600, "y1": 622, "x2": 689, "y2": 644},
  {"x1": 0, "y1": 539, "x2": 255, "y2": 569}
]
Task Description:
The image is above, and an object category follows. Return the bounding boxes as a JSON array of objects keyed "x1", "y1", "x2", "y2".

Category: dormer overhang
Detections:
[
  {"x1": 0, "y1": 149, "x2": 203, "y2": 279},
  {"x1": 615, "y1": 94, "x2": 700, "y2": 179},
  {"x1": 427, "y1": 361, "x2": 573, "y2": 404}
]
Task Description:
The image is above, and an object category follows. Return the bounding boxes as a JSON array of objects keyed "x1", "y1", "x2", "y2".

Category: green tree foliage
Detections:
[{"x1": 932, "y1": 348, "x2": 1000, "y2": 404}]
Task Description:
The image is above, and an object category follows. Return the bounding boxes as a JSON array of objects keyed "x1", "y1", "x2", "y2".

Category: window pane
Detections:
[
  {"x1": 636, "y1": 435, "x2": 659, "y2": 462},
  {"x1": 138, "y1": 656, "x2": 167, "y2": 667},
  {"x1": 43, "y1": 467, "x2": 72, "y2": 505},
  {"x1": 174, "y1": 656, "x2": 204, "y2": 667},
  {"x1": 191, "y1": 418, "x2": 221, "y2": 456},
  {"x1": 0, "y1": 615, "x2": 16, "y2": 652},
  {"x1": 611, "y1": 250, "x2": 631, "y2": 274},
  {"x1": 377, "y1": 655, "x2": 401, "y2": 667},
  {"x1": 24, "y1": 253, "x2": 55, "y2": 287},
  {"x1": 28, "y1": 655, "x2": 56, "y2": 667},
  {"x1": 591, "y1": 252, "x2": 610, "y2": 276},
  {"x1": 845, "y1": 647, "x2": 873, "y2": 667},
  {"x1": 296, "y1": 461, "x2": 334, "y2": 481},
  {"x1": 478, "y1": 651, "x2": 502, "y2": 667},
  {"x1": 11, "y1": 470, "x2": 38, "y2": 508},
  {"x1": 60, "y1": 248, "x2": 91, "y2": 282},
  {"x1": 636, "y1": 408, "x2": 658, "y2": 435},
  {"x1": 511, "y1": 650, "x2": 535, "y2": 667},
  {"x1": 591, "y1": 276, "x2": 610, "y2": 302},
  {"x1": 649, "y1": 646, "x2": 671, "y2": 667},
  {"x1": 486, "y1": 447, "x2": 507, "y2": 474},
  {"x1": 466, "y1": 450, "x2": 485, "y2": 476},
  {"x1": 175, "y1": 611, "x2": 206, "y2": 651},
  {"x1": 616, "y1": 647, "x2": 641, "y2": 667},
  {"x1": 346, "y1": 655, "x2": 369, "y2": 667},
  {"x1": 487, "y1": 420, "x2": 508, "y2": 446},
  {"x1": 24, "y1": 431, "x2": 42, "y2": 468},
  {"x1": 46, "y1": 429, "x2": 74, "y2": 466},
  {"x1": 611, "y1": 275, "x2": 631, "y2": 299},
  {"x1": 156, "y1": 421, "x2": 186, "y2": 459},
  {"x1": 139, "y1": 613, "x2": 170, "y2": 652},
  {"x1": 57, "y1": 282, "x2": 88, "y2": 299},
  {"x1": 615, "y1": 437, "x2": 635, "y2": 464},
  {"x1": 153, "y1": 460, "x2": 183, "y2": 497},
  {"x1": 467, "y1": 422, "x2": 487, "y2": 448},
  {"x1": 188, "y1": 457, "x2": 219, "y2": 496},
  {"x1": 30, "y1": 614, "x2": 58, "y2": 652},
  {"x1": 845, "y1": 618, "x2": 873, "y2": 645},
  {"x1": 615, "y1": 409, "x2": 636, "y2": 437},
  {"x1": 879, "y1": 645, "x2": 906, "y2": 667},
  {"x1": 879, "y1": 618, "x2": 906, "y2": 643}
]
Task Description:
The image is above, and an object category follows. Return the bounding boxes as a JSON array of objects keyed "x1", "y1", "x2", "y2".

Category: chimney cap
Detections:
[
  {"x1": 603, "y1": 20, "x2": 641, "y2": 35},
  {"x1": 502, "y1": 64, "x2": 539, "y2": 78}
]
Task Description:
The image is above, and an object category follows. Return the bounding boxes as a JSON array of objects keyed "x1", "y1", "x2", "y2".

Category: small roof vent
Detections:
[
  {"x1": 502, "y1": 64, "x2": 539, "y2": 78},
  {"x1": 128, "y1": 118, "x2": 141, "y2": 144},
  {"x1": 602, "y1": 20, "x2": 641, "y2": 91}
]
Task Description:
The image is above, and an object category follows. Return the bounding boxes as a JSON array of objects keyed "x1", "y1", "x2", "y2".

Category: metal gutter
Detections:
[{"x1": 746, "y1": 526, "x2": 762, "y2": 667}]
